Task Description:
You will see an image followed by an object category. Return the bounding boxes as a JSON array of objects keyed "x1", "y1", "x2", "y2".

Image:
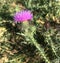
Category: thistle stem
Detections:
[
  {"x1": 22, "y1": 22, "x2": 51, "y2": 63},
  {"x1": 31, "y1": 37, "x2": 51, "y2": 63}
]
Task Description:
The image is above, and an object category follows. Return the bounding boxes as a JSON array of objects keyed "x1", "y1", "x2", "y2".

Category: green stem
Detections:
[
  {"x1": 22, "y1": 22, "x2": 51, "y2": 63},
  {"x1": 31, "y1": 37, "x2": 51, "y2": 63}
]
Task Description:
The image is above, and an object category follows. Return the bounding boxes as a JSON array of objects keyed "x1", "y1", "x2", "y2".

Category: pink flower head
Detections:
[{"x1": 13, "y1": 10, "x2": 33, "y2": 23}]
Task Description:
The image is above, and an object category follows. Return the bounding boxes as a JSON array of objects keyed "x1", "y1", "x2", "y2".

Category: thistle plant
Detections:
[{"x1": 13, "y1": 10, "x2": 51, "y2": 63}]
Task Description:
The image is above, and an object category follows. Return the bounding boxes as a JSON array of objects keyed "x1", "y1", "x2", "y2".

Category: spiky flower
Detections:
[{"x1": 13, "y1": 10, "x2": 33, "y2": 23}]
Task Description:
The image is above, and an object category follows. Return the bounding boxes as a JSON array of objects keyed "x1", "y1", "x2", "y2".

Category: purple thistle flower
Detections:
[{"x1": 13, "y1": 10, "x2": 33, "y2": 23}]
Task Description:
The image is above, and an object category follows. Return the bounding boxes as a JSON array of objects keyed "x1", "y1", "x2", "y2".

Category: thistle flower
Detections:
[{"x1": 13, "y1": 10, "x2": 33, "y2": 23}]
